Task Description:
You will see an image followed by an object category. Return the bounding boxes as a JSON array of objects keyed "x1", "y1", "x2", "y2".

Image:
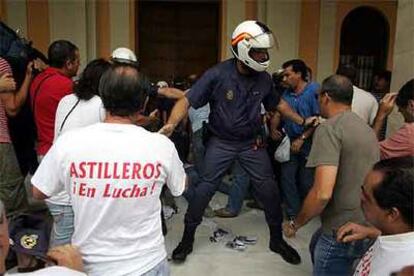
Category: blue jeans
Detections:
[
  {"x1": 225, "y1": 161, "x2": 250, "y2": 214},
  {"x1": 310, "y1": 228, "x2": 372, "y2": 276},
  {"x1": 140, "y1": 258, "x2": 170, "y2": 276},
  {"x1": 46, "y1": 203, "x2": 74, "y2": 246},
  {"x1": 280, "y1": 152, "x2": 314, "y2": 218}
]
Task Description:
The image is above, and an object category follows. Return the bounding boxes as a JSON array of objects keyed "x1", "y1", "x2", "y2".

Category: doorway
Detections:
[
  {"x1": 137, "y1": 0, "x2": 220, "y2": 83},
  {"x1": 339, "y1": 7, "x2": 389, "y2": 90}
]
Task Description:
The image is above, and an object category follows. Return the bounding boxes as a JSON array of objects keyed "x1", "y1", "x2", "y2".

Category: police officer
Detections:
[{"x1": 160, "y1": 21, "x2": 316, "y2": 265}]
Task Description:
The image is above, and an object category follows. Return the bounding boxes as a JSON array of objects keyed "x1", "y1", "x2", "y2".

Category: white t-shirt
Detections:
[
  {"x1": 352, "y1": 86, "x2": 379, "y2": 126},
  {"x1": 47, "y1": 94, "x2": 105, "y2": 206},
  {"x1": 32, "y1": 123, "x2": 186, "y2": 276},
  {"x1": 7, "y1": 266, "x2": 86, "y2": 275},
  {"x1": 354, "y1": 231, "x2": 414, "y2": 276}
]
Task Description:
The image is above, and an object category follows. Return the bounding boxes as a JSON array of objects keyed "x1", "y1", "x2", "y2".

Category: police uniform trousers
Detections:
[{"x1": 184, "y1": 136, "x2": 283, "y2": 241}]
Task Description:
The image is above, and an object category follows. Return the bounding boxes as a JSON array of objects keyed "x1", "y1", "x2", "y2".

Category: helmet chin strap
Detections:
[{"x1": 236, "y1": 60, "x2": 260, "y2": 76}]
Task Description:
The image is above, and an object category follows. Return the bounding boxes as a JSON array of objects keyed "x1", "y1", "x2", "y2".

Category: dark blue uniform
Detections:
[{"x1": 184, "y1": 59, "x2": 284, "y2": 241}]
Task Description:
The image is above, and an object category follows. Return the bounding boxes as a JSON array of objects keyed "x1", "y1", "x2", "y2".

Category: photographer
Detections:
[{"x1": 0, "y1": 57, "x2": 33, "y2": 216}]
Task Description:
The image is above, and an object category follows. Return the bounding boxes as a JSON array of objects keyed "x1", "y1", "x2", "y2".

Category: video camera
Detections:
[{"x1": 0, "y1": 21, "x2": 48, "y2": 81}]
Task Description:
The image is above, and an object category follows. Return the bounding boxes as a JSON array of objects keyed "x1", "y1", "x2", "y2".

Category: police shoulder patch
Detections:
[{"x1": 226, "y1": 90, "x2": 234, "y2": 101}]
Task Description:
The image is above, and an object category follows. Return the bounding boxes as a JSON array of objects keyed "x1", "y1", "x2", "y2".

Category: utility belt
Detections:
[{"x1": 201, "y1": 122, "x2": 266, "y2": 150}]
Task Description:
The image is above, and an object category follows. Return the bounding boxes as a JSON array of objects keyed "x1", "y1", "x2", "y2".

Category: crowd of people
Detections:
[{"x1": 0, "y1": 20, "x2": 412, "y2": 276}]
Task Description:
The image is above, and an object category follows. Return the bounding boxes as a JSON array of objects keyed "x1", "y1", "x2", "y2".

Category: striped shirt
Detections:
[{"x1": 0, "y1": 58, "x2": 11, "y2": 143}]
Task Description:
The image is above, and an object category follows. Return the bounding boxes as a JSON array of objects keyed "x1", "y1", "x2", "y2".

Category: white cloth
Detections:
[
  {"x1": 188, "y1": 103, "x2": 210, "y2": 132},
  {"x1": 352, "y1": 86, "x2": 378, "y2": 125},
  {"x1": 7, "y1": 266, "x2": 86, "y2": 275},
  {"x1": 54, "y1": 94, "x2": 105, "y2": 140},
  {"x1": 354, "y1": 231, "x2": 414, "y2": 276},
  {"x1": 47, "y1": 94, "x2": 105, "y2": 206},
  {"x1": 32, "y1": 123, "x2": 186, "y2": 276}
]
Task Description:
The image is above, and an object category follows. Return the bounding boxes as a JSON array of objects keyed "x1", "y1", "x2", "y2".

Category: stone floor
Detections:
[{"x1": 165, "y1": 192, "x2": 320, "y2": 276}]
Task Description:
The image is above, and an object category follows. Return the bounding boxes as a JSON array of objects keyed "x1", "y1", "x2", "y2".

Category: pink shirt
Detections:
[
  {"x1": 379, "y1": 122, "x2": 414, "y2": 159},
  {"x1": 0, "y1": 58, "x2": 12, "y2": 144}
]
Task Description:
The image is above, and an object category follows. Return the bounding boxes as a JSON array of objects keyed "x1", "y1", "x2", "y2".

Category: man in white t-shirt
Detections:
[
  {"x1": 31, "y1": 63, "x2": 186, "y2": 276},
  {"x1": 336, "y1": 65, "x2": 378, "y2": 125},
  {"x1": 337, "y1": 157, "x2": 414, "y2": 276}
]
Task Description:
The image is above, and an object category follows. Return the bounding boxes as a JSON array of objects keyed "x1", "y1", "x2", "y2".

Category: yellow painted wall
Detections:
[
  {"x1": 0, "y1": 0, "x2": 402, "y2": 89},
  {"x1": 258, "y1": 0, "x2": 301, "y2": 74},
  {"x1": 224, "y1": 0, "x2": 245, "y2": 59},
  {"x1": 5, "y1": 0, "x2": 27, "y2": 38},
  {"x1": 109, "y1": 0, "x2": 131, "y2": 53},
  {"x1": 387, "y1": 0, "x2": 414, "y2": 137},
  {"x1": 317, "y1": 0, "x2": 337, "y2": 83},
  {"x1": 49, "y1": 0, "x2": 88, "y2": 68}
]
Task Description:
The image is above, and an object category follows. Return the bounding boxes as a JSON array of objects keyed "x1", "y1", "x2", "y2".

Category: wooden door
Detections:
[{"x1": 137, "y1": 0, "x2": 220, "y2": 83}]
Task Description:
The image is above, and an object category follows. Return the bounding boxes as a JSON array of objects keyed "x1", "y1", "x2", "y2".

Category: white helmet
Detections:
[
  {"x1": 111, "y1": 47, "x2": 138, "y2": 67},
  {"x1": 231, "y1": 21, "x2": 275, "y2": 72}
]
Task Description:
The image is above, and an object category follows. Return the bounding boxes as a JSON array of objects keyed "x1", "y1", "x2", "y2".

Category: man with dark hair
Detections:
[
  {"x1": 31, "y1": 63, "x2": 186, "y2": 275},
  {"x1": 30, "y1": 40, "x2": 80, "y2": 158},
  {"x1": 370, "y1": 70, "x2": 392, "y2": 141},
  {"x1": 337, "y1": 64, "x2": 378, "y2": 125},
  {"x1": 279, "y1": 59, "x2": 319, "y2": 224},
  {"x1": 283, "y1": 75, "x2": 380, "y2": 275},
  {"x1": 372, "y1": 79, "x2": 414, "y2": 159},
  {"x1": 47, "y1": 40, "x2": 79, "y2": 69},
  {"x1": 282, "y1": 59, "x2": 309, "y2": 81},
  {"x1": 371, "y1": 70, "x2": 391, "y2": 101},
  {"x1": 29, "y1": 40, "x2": 80, "y2": 247},
  {"x1": 31, "y1": 40, "x2": 79, "y2": 155},
  {"x1": 337, "y1": 156, "x2": 414, "y2": 276}
]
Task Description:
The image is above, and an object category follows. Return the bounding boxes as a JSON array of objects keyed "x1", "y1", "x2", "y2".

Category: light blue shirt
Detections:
[{"x1": 188, "y1": 104, "x2": 210, "y2": 132}]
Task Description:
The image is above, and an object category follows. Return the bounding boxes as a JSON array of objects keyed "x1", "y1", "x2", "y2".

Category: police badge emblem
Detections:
[
  {"x1": 226, "y1": 90, "x2": 234, "y2": 100},
  {"x1": 20, "y1": 234, "x2": 38, "y2": 249}
]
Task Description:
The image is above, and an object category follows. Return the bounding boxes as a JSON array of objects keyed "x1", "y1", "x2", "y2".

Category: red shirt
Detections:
[
  {"x1": 379, "y1": 122, "x2": 414, "y2": 159},
  {"x1": 30, "y1": 67, "x2": 73, "y2": 155}
]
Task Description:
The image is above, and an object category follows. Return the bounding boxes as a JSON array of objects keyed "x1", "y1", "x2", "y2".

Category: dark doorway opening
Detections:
[
  {"x1": 137, "y1": 0, "x2": 220, "y2": 83},
  {"x1": 339, "y1": 7, "x2": 389, "y2": 90}
]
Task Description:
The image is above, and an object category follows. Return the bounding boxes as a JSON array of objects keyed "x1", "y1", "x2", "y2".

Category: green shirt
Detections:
[{"x1": 307, "y1": 111, "x2": 380, "y2": 233}]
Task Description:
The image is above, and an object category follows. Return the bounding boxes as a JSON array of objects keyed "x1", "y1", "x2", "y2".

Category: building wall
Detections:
[
  {"x1": 317, "y1": 0, "x2": 337, "y2": 82},
  {"x1": 223, "y1": 0, "x2": 245, "y2": 59},
  {"x1": 258, "y1": 0, "x2": 301, "y2": 74},
  {"x1": 49, "y1": 0, "x2": 88, "y2": 68},
  {"x1": 5, "y1": 0, "x2": 27, "y2": 39},
  {"x1": 387, "y1": 0, "x2": 414, "y2": 136},
  {"x1": 110, "y1": 1, "x2": 131, "y2": 54},
  {"x1": 0, "y1": 0, "x2": 400, "y2": 84}
]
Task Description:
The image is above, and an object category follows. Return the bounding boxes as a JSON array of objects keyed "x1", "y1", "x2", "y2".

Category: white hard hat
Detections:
[
  {"x1": 156, "y1": 81, "x2": 169, "y2": 88},
  {"x1": 231, "y1": 21, "x2": 275, "y2": 72},
  {"x1": 111, "y1": 47, "x2": 138, "y2": 67}
]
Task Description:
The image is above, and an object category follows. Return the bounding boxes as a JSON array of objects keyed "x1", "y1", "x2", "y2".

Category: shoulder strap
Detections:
[
  {"x1": 58, "y1": 98, "x2": 80, "y2": 134},
  {"x1": 31, "y1": 74, "x2": 56, "y2": 116}
]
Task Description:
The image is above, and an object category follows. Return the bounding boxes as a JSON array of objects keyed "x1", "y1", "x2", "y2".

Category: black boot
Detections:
[
  {"x1": 172, "y1": 241, "x2": 193, "y2": 263},
  {"x1": 172, "y1": 225, "x2": 196, "y2": 263},
  {"x1": 269, "y1": 239, "x2": 301, "y2": 265}
]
